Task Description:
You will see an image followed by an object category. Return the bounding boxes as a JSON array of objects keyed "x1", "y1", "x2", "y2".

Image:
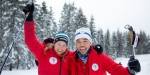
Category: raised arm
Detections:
[{"x1": 23, "y1": 3, "x2": 44, "y2": 60}]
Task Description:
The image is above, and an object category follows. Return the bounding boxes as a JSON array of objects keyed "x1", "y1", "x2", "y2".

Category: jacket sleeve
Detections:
[
  {"x1": 24, "y1": 20, "x2": 44, "y2": 60},
  {"x1": 101, "y1": 53, "x2": 131, "y2": 75}
]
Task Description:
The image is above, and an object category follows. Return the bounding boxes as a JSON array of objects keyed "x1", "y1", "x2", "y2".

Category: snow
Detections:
[
  {"x1": 0, "y1": 49, "x2": 4, "y2": 57},
  {"x1": 3, "y1": 29, "x2": 10, "y2": 37},
  {"x1": 1, "y1": 54, "x2": 150, "y2": 75},
  {"x1": 115, "y1": 54, "x2": 150, "y2": 75},
  {"x1": 1, "y1": 68, "x2": 38, "y2": 75}
]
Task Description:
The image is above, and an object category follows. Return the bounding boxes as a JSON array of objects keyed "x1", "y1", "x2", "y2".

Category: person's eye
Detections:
[
  {"x1": 63, "y1": 45, "x2": 66, "y2": 47},
  {"x1": 77, "y1": 41, "x2": 80, "y2": 44},
  {"x1": 84, "y1": 40, "x2": 88, "y2": 42}
]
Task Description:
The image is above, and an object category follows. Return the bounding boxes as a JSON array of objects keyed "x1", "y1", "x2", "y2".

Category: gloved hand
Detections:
[
  {"x1": 93, "y1": 44, "x2": 103, "y2": 54},
  {"x1": 128, "y1": 56, "x2": 141, "y2": 75},
  {"x1": 23, "y1": 3, "x2": 34, "y2": 21}
]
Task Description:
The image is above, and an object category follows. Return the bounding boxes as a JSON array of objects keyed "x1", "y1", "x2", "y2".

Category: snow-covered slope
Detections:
[
  {"x1": 116, "y1": 54, "x2": 150, "y2": 75},
  {"x1": 1, "y1": 54, "x2": 150, "y2": 75}
]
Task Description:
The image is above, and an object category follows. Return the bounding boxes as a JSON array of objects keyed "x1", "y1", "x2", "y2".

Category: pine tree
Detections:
[
  {"x1": 48, "y1": 7, "x2": 57, "y2": 37},
  {"x1": 0, "y1": 0, "x2": 36, "y2": 70},
  {"x1": 96, "y1": 29, "x2": 104, "y2": 47},
  {"x1": 136, "y1": 31, "x2": 148, "y2": 54},
  {"x1": 111, "y1": 32, "x2": 118, "y2": 58},
  {"x1": 35, "y1": 1, "x2": 57, "y2": 41},
  {"x1": 89, "y1": 16, "x2": 97, "y2": 44},
  {"x1": 116, "y1": 30, "x2": 124, "y2": 57},
  {"x1": 74, "y1": 8, "x2": 88, "y2": 29},
  {"x1": 0, "y1": 0, "x2": 8, "y2": 62},
  {"x1": 36, "y1": 1, "x2": 49, "y2": 40},
  {"x1": 0, "y1": 0, "x2": 6, "y2": 52},
  {"x1": 104, "y1": 30, "x2": 110, "y2": 54},
  {"x1": 144, "y1": 35, "x2": 150, "y2": 54},
  {"x1": 122, "y1": 32, "x2": 128, "y2": 57},
  {"x1": 59, "y1": 3, "x2": 77, "y2": 49}
]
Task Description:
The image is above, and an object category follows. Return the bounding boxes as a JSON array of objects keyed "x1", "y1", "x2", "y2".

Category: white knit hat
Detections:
[{"x1": 75, "y1": 27, "x2": 92, "y2": 43}]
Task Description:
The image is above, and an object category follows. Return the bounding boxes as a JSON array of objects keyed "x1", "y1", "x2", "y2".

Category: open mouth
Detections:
[
  {"x1": 79, "y1": 47, "x2": 86, "y2": 50},
  {"x1": 58, "y1": 49, "x2": 63, "y2": 52},
  {"x1": 79, "y1": 48, "x2": 87, "y2": 52}
]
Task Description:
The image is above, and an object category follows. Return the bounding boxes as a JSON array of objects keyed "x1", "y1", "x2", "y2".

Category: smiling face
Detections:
[
  {"x1": 76, "y1": 38, "x2": 92, "y2": 55},
  {"x1": 54, "y1": 41, "x2": 67, "y2": 55}
]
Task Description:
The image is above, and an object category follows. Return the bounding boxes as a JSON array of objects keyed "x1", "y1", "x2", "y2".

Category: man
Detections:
[
  {"x1": 23, "y1": 3, "x2": 75, "y2": 75},
  {"x1": 73, "y1": 27, "x2": 141, "y2": 75}
]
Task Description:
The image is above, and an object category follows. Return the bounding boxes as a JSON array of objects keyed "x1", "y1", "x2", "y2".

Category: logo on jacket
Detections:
[
  {"x1": 49, "y1": 57, "x2": 57, "y2": 64},
  {"x1": 92, "y1": 63, "x2": 99, "y2": 71}
]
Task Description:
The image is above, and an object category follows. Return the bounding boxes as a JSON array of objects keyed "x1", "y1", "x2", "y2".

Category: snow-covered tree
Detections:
[
  {"x1": 111, "y1": 32, "x2": 118, "y2": 58},
  {"x1": 89, "y1": 16, "x2": 97, "y2": 44},
  {"x1": 59, "y1": 3, "x2": 77, "y2": 49},
  {"x1": 48, "y1": 7, "x2": 57, "y2": 37},
  {"x1": 104, "y1": 30, "x2": 111, "y2": 54},
  {"x1": 116, "y1": 30, "x2": 124, "y2": 57},
  {"x1": 74, "y1": 8, "x2": 88, "y2": 29},
  {"x1": 96, "y1": 29, "x2": 104, "y2": 47},
  {"x1": 136, "y1": 31, "x2": 149, "y2": 54},
  {"x1": 0, "y1": 0, "x2": 36, "y2": 70},
  {"x1": 36, "y1": 1, "x2": 49, "y2": 40}
]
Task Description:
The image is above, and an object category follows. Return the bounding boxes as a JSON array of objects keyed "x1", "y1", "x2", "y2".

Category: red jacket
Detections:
[
  {"x1": 24, "y1": 21, "x2": 74, "y2": 75},
  {"x1": 74, "y1": 47, "x2": 131, "y2": 75}
]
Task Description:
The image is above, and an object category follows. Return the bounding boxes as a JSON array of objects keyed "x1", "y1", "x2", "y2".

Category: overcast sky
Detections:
[{"x1": 36, "y1": 0, "x2": 150, "y2": 35}]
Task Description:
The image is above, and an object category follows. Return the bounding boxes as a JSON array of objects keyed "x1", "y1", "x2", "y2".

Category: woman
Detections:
[{"x1": 23, "y1": 3, "x2": 75, "y2": 75}]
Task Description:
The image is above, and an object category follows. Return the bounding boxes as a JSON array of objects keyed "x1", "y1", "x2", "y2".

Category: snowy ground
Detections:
[
  {"x1": 115, "y1": 54, "x2": 150, "y2": 75},
  {"x1": 1, "y1": 54, "x2": 150, "y2": 75}
]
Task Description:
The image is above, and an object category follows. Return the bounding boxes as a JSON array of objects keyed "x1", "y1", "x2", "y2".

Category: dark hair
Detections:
[{"x1": 43, "y1": 38, "x2": 54, "y2": 44}]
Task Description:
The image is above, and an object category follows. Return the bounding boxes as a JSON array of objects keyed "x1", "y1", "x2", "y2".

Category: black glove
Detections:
[
  {"x1": 128, "y1": 56, "x2": 141, "y2": 75},
  {"x1": 93, "y1": 44, "x2": 103, "y2": 54},
  {"x1": 23, "y1": 3, "x2": 34, "y2": 21}
]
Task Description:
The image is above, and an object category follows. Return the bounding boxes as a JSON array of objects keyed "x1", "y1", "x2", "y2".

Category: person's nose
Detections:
[
  {"x1": 80, "y1": 42, "x2": 85, "y2": 47},
  {"x1": 59, "y1": 45, "x2": 65, "y2": 49}
]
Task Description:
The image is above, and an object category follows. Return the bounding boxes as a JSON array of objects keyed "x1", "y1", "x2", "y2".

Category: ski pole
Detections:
[
  {"x1": 0, "y1": 31, "x2": 22, "y2": 75},
  {"x1": 0, "y1": 0, "x2": 34, "y2": 74},
  {"x1": 0, "y1": 42, "x2": 15, "y2": 75}
]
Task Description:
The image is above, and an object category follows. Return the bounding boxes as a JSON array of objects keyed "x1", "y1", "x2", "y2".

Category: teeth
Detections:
[
  {"x1": 80, "y1": 48, "x2": 85, "y2": 50},
  {"x1": 58, "y1": 49, "x2": 61, "y2": 52}
]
